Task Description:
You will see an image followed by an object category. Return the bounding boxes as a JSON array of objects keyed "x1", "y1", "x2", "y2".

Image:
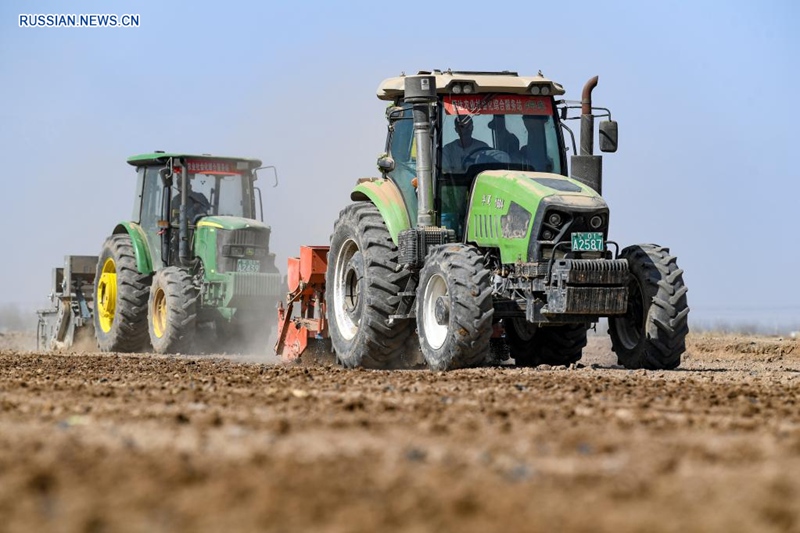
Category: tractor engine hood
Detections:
[
  {"x1": 196, "y1": 216, "x2": 271, "y2": 232},
  {"x1": 466, "y1": 170, "x2": 609, "y2": 263}
]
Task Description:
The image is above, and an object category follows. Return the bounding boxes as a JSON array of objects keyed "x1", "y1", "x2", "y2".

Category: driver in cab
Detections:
[
  {"x1": 441, "y1": 114, "x2": 489, "y2": 174},
  {"x1": 171, "y1": 177, "x2": 211, "y2": 225}
]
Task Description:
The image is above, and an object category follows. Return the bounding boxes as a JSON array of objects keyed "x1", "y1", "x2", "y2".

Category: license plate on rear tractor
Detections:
[
  {"x1": 571, "y1": 232, "x2": 604, "y2": 252},
  {"x1": 236, "y1": 259, "x2": 261, "y2": 273}
]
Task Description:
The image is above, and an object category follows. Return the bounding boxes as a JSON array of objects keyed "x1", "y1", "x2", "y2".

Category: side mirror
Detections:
[
  {"x1": 377, "y1": 155, "x2": 395, "y2": 173},
  {"x1": 254, "y1": 165, "x2": 279, "y2": 188},
  {"x1": 386, "y1": 106, "x2": 405, "y2": 122},
  {"x1": 599, "y1": 120, "x2": 618, "y2": 153}
]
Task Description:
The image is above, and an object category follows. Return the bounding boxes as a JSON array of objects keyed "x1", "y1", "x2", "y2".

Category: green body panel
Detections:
[
  {"x1": 350, "y1": 179, "x2": 411, "y2": 244},
  {"x1": 126, "y1": 152, "x2": 262, "y2": 168},
  {"x1": 466, "y1": 171, "x2": 605, "y2": 264},
  {"x1": 192, "y1": 216, "x2": 281, "y2": 315},
  {"x1": 112, "y1": 222, "x2": 155, "y2": 274}
]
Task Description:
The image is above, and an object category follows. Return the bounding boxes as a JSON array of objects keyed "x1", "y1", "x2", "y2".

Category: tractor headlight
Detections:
[
  {"x1": 542, "y1": 230, "x2": 554, "y2": 241},
  {"x1": 230, "y1": 246, "x2": 244, "y2": 257},
  {"x1": 462, "y1": 83, "x2": 474, "y2": 94},
  {"x1": 590, "y1": 215, "x2": 603, "y2": 229},
  {"x1": 541, "y1": 86, "x2": 551, "y2": 96},
  {"x1": 530, "y1": 86, "x2": 541, "y2": 95},
  {"x1": 548, "y1": 213, "x2": 562, "y2": 227},
  {"x1": 452, "y1": 84, "x2": 462, "y2": 94}
]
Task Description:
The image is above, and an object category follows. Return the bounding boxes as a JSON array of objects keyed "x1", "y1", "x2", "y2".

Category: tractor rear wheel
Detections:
[
  {"x1": 609, "y1": 244, "x2": 689, "y2": 370},
  {"x1": 511, "y1": 322, "x2": 588, "y2": 367},
  {"x1": 417, "y1": 244, "x2": 494, "y2": 370},
  {"x1": 93, "y1": 234, "x2": 151, "y2": 352},
  {"x1": 148, "y1": 267, "x2": 199, "y2": 354},
  {"x1": 326, "y1": 203, "x2": 413, "y2": 368}
]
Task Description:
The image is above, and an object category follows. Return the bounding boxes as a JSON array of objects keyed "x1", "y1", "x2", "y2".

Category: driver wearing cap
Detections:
[{"x1": 441, "y1": 114, "x2": 489, "y2": 173}]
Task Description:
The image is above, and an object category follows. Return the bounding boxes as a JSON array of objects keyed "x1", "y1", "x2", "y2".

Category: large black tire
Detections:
[
  {"x1": 417, "y1": 244, "x2": 494, "y2": 370},
  {"x1": 147, "y1": 267, "x2": 199, "y2": 354},
  {"x1": 503, "y1": 318, "x2": 537, "y2": 363},
  {"x1": 510, "y1": 321, "x2": 587, "y2": 367},
  {"x1": 609, "y1": 244, "x2": 689, "y2": 370},
  {"x1": 326, "y1": 203, "x2": 414, "y2": 368},
  {"x1": 93, "y1": 234, "x2": 151, "y2": 352}
]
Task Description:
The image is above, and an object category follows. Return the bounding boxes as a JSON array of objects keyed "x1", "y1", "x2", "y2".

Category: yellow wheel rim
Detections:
[
  {"x1": 97, "y1": 258, "x2": 117, "y2": 333},
  {"x1": 152, "y1": 287, "x2": 167, "y2": 339}
]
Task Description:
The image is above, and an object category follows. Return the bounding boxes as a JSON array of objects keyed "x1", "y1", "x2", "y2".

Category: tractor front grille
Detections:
[{"x1": 216, "y1": 228, "x2": 275, "y2": 273}]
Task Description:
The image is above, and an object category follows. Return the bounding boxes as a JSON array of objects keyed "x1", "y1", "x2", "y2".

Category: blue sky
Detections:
[{"x1": 1, "y1": 0, "x2": 798, "y2": 330}]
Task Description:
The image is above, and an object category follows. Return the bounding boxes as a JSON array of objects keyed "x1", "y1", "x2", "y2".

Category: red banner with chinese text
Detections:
[
  {"x1": 443, "y1": 95, "x2": 552, "y2": 116},
  {"x1": 185, "y1": 159, "x2": 241, "y2": 174}
]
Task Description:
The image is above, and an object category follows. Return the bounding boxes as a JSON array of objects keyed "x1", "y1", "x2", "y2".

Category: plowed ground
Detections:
[{"x1": 0, "y1": 333, "x2": 798, "y2": 533}]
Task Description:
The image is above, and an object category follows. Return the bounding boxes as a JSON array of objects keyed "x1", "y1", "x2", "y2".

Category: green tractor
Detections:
[
  {"x1": 93, "y1": 152, "x2": 282, "y2": 354},
  {"x1": 323, "y1": 70, "x2": 689, "y2": 370}
]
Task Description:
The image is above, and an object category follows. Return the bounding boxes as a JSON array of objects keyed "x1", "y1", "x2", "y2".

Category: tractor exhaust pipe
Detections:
[
  {"x1": 404, "y1": 75, "x2": 437, "y2": 227},
  {"x1": 580, "y1": 76, "x2": 598, "y2": 156},
  {"x1": 570, "y1": 75, "x2": 603, "y2": 194}
]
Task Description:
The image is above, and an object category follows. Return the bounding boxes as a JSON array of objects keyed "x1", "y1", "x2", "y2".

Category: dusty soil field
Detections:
[{"x1": 0, "y1": 331, "x2": 798, "y2": 533}]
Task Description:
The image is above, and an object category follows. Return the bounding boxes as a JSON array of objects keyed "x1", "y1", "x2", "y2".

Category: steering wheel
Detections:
[{"x1": 462, "y1": 147, "x2": 511, "y2": 167}]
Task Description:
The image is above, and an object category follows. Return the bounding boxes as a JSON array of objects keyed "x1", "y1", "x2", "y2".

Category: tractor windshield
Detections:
[
  {"x1": 437, "y1": 95, "x2": 563, "y2": 236},
  {"x1": 170, "y1": 171, "x2": 254, "y2": 223},
  {"x1": 441, "y1": 95, "x2": 562, "y2": 175}
]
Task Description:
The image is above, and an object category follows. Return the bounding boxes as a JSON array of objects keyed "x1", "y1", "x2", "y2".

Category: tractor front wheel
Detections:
[
  {"x1": 326, "y1": 203, "x2": 414, "y2": 368},
  {"x1": 148, "y1": 267, "x2": 199, "y2": 354},
  {"x1": 609, "y1": 244, "x2": 689, "y2": 370},
  {"x1": 417, "y1": 244, "x2": 494, "y2": 370},
  {"x1": 93, "y1": 234, "x2": 151, "y2": 352}
]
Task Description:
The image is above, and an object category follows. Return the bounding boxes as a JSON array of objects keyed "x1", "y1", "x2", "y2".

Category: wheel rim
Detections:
[
  {"x1": 97, "y1": 258, "x2": 117, "y2": 333},
  {"x1": 333, "y1": 239, "x2": 359, "y2": 340},
  {"x1": 614, "y1": 278, "x2": 645, "y2": 349},
  {"x1": 152, "y1": 287, "x2": 167, "y2": 339},
  {"x1": 422, "y1": 273, "x2": 449, "y2": 350}
]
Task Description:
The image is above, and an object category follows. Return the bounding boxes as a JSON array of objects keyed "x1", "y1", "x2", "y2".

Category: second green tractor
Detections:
[{"x1": 94, "y1": 152, "x2": 282, "y2": 354}]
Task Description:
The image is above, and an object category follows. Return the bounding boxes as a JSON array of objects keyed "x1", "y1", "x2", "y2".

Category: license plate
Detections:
[
  {"x1": 571, "y1": 232, "x2": 604, "y2": 252},
  {"x1": 236, "y1": 259, "x2": 261, "y2": 273}
]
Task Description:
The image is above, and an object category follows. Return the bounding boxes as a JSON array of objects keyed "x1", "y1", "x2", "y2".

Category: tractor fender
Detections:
[
  {"x1": 350, "y1": 179, "x2": 411, "y2": 244},
  {"x1": 112, "y1": 222, "x2": 154, "y2": 275}
]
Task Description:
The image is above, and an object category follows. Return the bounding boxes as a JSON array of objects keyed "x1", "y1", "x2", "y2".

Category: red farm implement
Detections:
[{"x1": 274, "y1": 246, "x2": 330, "y2": 361}]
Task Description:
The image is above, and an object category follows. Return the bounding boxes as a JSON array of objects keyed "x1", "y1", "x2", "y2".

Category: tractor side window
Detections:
[
  {"x1": 387, "y1": 104, "x2": 418, "y2": 225},
  {"x1": 132, "y1": 167, "x2": 145, "y2": 223},
  {"x1": 142, "y1": 167, "x2": 163, "y2": 224},
  {"x1": 141, "y1": 166, "x2": 164, "y2": 266}
]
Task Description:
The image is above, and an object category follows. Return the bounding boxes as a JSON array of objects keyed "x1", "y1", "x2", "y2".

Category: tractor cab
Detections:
[
  {"x1": 127, "y1": 152, "x2": 265, "y2": 269},
  {"x1": 378, "y1": 70, "x2": 616, "y2": 240}
]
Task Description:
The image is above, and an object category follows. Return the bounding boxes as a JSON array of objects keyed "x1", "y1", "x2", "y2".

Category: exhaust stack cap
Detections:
[{"x1": 404, "y1": 75, "x2": 437, "y2": 104}]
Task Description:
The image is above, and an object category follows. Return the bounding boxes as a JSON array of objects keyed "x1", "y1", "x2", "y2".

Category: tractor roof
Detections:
[
  {"x1": 126, "y1": 152, "x2": 262, "y2": 168},
  {"x1": 377, "y1": 70, "x2": 565, "y2": 101}
]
